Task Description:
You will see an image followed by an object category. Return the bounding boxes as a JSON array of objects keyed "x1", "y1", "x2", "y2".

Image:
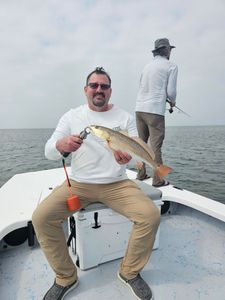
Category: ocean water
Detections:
[{"x1": 0, "y1": 126, "x2": 225, "y2": 203}]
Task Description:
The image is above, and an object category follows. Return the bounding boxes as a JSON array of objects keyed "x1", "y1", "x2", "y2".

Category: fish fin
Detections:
[
  {"x1": 155, "y1": 164, "x2": 172, "y2": 178},
  {"x1": 107, "y1": 140, "x2": 115, "y2": 152},
  {"x1": 132, "y1": 137, "x2": 155, "y2": 160},
  {"x1": 107, "y1": 139, "x2": 121, "y2": 152}
]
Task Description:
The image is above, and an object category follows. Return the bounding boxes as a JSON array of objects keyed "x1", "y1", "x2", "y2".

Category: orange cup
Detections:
[{"x1": 67, "y1": 195, "x2": 81, "y2": 211}]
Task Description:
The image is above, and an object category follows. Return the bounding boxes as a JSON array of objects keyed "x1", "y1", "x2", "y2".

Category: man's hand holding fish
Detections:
[{"x1": 113, "y1": 150, "x2": 132, "y2": 164}]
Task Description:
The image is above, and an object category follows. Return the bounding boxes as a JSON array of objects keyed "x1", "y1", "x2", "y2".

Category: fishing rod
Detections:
[{"x1": 166, "y1": 100, "x2": 191, "y2": 117}]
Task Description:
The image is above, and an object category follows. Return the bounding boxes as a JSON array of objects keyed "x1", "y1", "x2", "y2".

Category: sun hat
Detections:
[{"x1": 152, "y1": 38, "x2": 175, "y2": 52}]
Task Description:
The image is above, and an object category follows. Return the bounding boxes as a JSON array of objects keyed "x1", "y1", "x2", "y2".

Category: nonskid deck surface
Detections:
[{"x1": 1, "y1": 205, "x2": 225, "y2": 300}]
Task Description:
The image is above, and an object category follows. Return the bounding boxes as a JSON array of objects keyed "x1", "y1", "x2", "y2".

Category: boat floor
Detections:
[{"x1": 1, "y1": 204, "x2": 225, "y2": 300}]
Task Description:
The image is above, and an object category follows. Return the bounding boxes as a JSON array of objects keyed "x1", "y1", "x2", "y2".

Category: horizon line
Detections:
[{"x1": 0, "y1": 124, "x2": 225, "y2": 130}]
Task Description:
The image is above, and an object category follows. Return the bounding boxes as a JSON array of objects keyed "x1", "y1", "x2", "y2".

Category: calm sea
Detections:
[{"x1": 0, "y1": 126, "x2": 225, "y2": 203}]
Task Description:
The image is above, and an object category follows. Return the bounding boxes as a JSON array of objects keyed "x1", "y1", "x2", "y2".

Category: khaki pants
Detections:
[
  {"x1": 32, "y1": 179, "x2": 160, "y2": 286},
  {"x1": 136, "y1": 112, "x2": 165, "y2": 186}
]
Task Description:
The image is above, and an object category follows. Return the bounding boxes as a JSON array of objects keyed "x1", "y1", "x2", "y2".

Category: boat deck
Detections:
[{"x1": 1, "y1": 204, "x2": 225, "y2": 300}]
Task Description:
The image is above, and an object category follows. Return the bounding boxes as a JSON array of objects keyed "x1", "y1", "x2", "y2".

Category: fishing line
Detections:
[
  {"x1": 62, "y1": 127, "x2": 91, "y2": 211},
  {"x1": 62, "y1": 157, "x2": 81, "y2": 211},
  {"x1": 62, "y1": 158, "x2": 73, "y2": 197}
]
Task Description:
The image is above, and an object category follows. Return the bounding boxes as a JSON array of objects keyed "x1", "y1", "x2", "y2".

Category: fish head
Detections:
[{"x1": 89, "y1": 125, "x2": 110, "y2": 141}]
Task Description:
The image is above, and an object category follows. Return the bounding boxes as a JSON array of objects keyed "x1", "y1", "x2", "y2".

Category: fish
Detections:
[{"x1": 89, "y1": 125, "x2": 172, "y2": 179}]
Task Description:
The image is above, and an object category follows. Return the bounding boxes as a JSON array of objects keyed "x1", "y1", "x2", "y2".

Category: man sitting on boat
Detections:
[{"x1": 32, "y1": 67, "x2": 160, "y2": 300}]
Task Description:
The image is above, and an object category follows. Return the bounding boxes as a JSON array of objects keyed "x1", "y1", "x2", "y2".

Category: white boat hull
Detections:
[{"x1": 0, "y1": 167, "x2": 225, "y2": 300}]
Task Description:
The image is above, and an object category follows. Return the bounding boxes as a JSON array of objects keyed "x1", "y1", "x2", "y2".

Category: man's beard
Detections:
[{"x1": 92, "y1": 93, "x2": 106, "y2": 107}]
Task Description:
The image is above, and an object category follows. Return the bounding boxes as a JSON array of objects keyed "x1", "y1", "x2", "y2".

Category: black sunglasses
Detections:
[{"x1": 87, "y1": 82, "x2": 111, "y2": 90}]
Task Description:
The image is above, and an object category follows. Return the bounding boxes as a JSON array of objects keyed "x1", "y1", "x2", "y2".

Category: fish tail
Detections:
[{"x1": 155, "y1": 164, "x2": 172, "y2": 178}]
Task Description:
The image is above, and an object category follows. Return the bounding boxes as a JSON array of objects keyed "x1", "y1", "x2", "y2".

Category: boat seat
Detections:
[{"x1": 68, "y1": 180, "x2": 163, "y2": 270}]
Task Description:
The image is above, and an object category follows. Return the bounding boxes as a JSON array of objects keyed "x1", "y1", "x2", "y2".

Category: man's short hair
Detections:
[{"x1": 86, "y1": 67, "x2": 111, "y2": 85}]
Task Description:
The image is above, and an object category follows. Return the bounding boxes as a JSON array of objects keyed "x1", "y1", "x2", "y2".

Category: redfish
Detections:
[{"x1": 89, "y1": 125, "x2": 171, "y2": 179}]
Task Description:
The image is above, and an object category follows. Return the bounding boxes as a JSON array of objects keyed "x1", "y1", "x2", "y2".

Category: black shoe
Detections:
[
  {"x1": 153, "y1": 180, "x2": 170, "y2": 187},
  {"x1": 43, "y1": 279, "x2": 78, "y2": 300},
  {"x1": 118, "y1": 272, "x2": 153, "y2": 300},
  {"x1": 136, "y1": 174, "x2": 151, "y2": 181}
]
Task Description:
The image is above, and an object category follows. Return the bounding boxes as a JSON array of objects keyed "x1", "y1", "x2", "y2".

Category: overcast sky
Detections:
[{"x1": 1, "y1": 0, "x2": 225, "y2": 129}]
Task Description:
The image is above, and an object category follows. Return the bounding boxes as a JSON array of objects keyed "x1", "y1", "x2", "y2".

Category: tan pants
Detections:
[
  {"x1": 136, "y1": 112, "x2": 165, "y2": 186},
  {"x1": 32, "y1": 179, "x2": 160, "y2": 286}
]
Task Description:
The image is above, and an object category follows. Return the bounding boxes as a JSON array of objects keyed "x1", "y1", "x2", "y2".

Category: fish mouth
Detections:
[{"x1": 89, "y1": 125, "x2": 100, "y2": 134}]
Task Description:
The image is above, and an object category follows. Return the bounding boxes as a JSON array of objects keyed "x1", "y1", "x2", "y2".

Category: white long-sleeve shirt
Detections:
[
  {"x1": 45, "y1": 104, "x2": 137, "y2": 184},
  {"x1": 135, "y1": 56, "x2": 178, "y2": 116}
]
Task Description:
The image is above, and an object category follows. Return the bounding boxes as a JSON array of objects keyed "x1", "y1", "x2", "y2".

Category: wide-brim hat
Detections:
[{"x1": 152, "y1": 38, "x2": 175, "y2": 52}]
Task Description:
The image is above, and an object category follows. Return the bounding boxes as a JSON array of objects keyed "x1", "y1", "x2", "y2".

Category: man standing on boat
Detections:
[
  {"x1": 135, "y1": 38, "x2": 178, "y2": 187},
  {"x1": 32, "y1": 67, "x2": 160, "y2": 300}
]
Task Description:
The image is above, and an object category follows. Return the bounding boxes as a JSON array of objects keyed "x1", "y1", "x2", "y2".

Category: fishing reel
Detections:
[
  {"x1": 166, "y1": 99, "x2": 190, "y2": 117},
  {"x1": 168, "y1": 107, "x2": 173, "y2": 114},
  {"x1": 166, "y1": 99, "x2": 173, "y2": 114}
]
